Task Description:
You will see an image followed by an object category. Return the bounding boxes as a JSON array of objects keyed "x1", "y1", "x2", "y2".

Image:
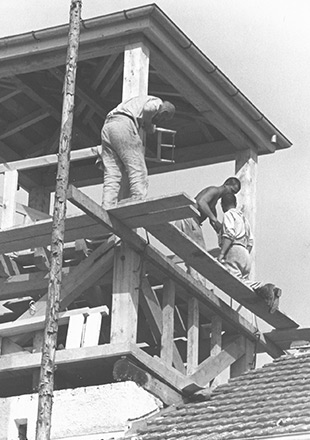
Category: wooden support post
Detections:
[
  {"x1": 235, "y1": 148, "x2": 258, "y2": 278},
  {"x1": 161, "y1": 279, "x2": 175, "y2": 366},
  {"x1": 187, "y1": 297, "x2": 199, "y2": 375},
  {"x1": 36, "y1": 2, "x2": 82, "y2": 439},
  {"x1": 110, "y1": 242, "x2": 140, "y2": 344},
  {"x1": 122, "y1": 42, "x2": 150, "y2": 100},
  {"x1": 210, "y1": 315, "x2": 224, "y2": 386},
  {"x1": 28, "y1": 187, "x2": 51, "y2": 219},
  {"x1": 230, "y1": 338, "x2": 255, "y2": 378},
  {"x1": 210, "y1": 315, "x2": 222, "y2": 357},
  {"x1": 119, "y1": 42, "x2": 150, "y2": 201},
  {"x1": 0, "y1": 170, "x2": 18, "y2": 229}
]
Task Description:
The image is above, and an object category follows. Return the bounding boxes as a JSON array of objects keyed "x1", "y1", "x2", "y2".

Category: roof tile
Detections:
[{"x1": 134, "y1": 351, "x2": 310, "y2": 439}]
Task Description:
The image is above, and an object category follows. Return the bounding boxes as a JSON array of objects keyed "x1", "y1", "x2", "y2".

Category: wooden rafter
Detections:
[
  {"x1": 149, "y1": 42, "x2": 254, "y2": 151},
  {"x1": 0, "y1": 109, "x2": 50, "y2": 141},
  {"x1": 12, "y1": 75, "x2": 97, "y2": 144},
  {"x1": 83, "y1": 56, "x2": 123, "y2": 125},
  {"x1": 0, "y1": 89, "x2": 21, "y2": 103},
  {"x1": 75, "y1": 53, "x2": 119, "y2": 117},
  {"x1": 49, "y1": 67, "x2": 108, "y2": 117}
]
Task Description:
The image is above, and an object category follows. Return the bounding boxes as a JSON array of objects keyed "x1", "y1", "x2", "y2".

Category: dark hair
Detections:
[
  {"x1": 160, "y1": 101, "x2": 175, "y2": 118},
  {"x1": 224, "y1": 177, "x2": 241, "y2": 192},
  {"x1": 221, "y1": 193, "x2": 237, "y2": 210}
]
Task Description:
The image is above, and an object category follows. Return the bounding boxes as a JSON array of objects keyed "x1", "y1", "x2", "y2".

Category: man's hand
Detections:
[{"x1": 210, "y1": 219, "x2": 222, "y2": 233}]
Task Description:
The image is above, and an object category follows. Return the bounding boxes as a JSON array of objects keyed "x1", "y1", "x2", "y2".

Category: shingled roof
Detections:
[{"x1": 131, "y1": 350, "x2": 310, "y2": 440}]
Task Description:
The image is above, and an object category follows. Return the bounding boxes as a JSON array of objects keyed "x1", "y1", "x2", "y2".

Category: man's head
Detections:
[
  {"x1": 152, "y1": 101, "x2": 175, "y2": 124},
  {"x1": 221, "y1": 193, "x2": 237, "y2": 213},
  {"x1": 224, "y1": 177, "x2": 241, "y2": 195}
]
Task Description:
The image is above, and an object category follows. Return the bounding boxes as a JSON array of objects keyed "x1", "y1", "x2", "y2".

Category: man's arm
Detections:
[
  {"x1": 141, "y1": 99, "x2": 162, "y2": 133},
  {"x1": 196, "y1": 186, "x2": 222, "y2": 232},
  {"x1": 218, "y1": 237, "x2": 233, "y2": 262}
]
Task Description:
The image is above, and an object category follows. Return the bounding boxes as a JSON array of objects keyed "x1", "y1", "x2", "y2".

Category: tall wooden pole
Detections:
[{"x1": 35, "y1": 2, "x2": 82, "y2": 439}]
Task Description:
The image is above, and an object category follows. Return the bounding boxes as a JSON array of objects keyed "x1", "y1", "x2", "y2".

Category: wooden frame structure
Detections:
[
  {"x1": 0, "y1": 153, "x2": 299, "y2": 403},
  {"x1": 0, "y1": 4, "x2": 301, "y2": 406}
]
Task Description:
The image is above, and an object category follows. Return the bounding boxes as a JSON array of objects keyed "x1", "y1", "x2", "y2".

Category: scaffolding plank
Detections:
[
  {"x1": 109, "y1": 193, "x2": 195, "y2": 219},
  {"x1": 146, "y1": 222, "x2": 298, "y2": 330},
  {"x1": 0, "y1": 194, "x2": 196, "y2": 254}
]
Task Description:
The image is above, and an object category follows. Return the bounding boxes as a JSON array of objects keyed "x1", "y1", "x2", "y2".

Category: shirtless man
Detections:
[{"x1": 195, "y1": 177, "x2": 241, "y2": 234}]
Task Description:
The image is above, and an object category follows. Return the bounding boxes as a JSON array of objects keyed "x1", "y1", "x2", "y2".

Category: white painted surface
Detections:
[{"x1": 0, "y1": 382, "x2": 162, "y2": 440}]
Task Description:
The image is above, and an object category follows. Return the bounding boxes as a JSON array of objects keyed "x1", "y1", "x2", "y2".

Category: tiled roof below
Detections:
[{"x1": 134, "y1": 351, "x2": 310, "y2": 440}]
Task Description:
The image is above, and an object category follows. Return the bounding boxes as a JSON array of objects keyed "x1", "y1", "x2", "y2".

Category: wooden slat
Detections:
[
  {"x1": 83, "y1": 312, "x2": 103, "y2": 347},
  {"x1": 0, "y1": 306, "x2": 108, "y2": 338},
  {"x1": 65, "y1": 314, "x2": 85, "y2": 349},
  {"x1": 146, "y1": 222, "x2": 298, "y2": 330}
]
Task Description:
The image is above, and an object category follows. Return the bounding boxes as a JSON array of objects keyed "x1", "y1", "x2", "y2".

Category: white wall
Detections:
[{"x1": 0, "y1": 382, "x2": 162, "y2": 440}]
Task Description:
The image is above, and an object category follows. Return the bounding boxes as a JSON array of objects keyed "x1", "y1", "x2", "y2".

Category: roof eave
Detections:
[{"x1": 0, "y1": 3, "x2": 292, "y2": 153}]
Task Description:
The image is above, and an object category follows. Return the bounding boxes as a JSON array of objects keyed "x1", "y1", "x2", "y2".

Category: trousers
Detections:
[
  {"x1": 223, "y1": 244, "x2": 261, "y2": 289},
  {"x1": 100, "y1": 115, "x2": 148, "y2": 209},
  {"x1": 175, "y1": 217, "x2": 208, "y2": 286}
]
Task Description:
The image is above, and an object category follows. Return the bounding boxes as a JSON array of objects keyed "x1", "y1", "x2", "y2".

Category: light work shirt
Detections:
[
  {"x1": 107, "y1": 95, "x2": 163, "y2": 130},
  {"x1": 220, "y1": 208, "x2": 254, "y2": 249}
]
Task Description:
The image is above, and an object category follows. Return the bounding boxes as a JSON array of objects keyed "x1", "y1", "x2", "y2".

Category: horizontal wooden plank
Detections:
[
  {"x1": 264, "y1": 328, "x2": 310, "y2": 350},
  {"x1": 0, "y1": 306, "x2": 108, "y2": 338},
  {"x1": 146, "y1": 222, "x2": 298, "y2": 330},
  {"x1": 0, "y1": 194, "x2": 197, "y2": 254},
  {"x1": 109, "y1": 193, "x2": 195, "y2": 219},
  {"x1": 0, "y1": 146, "x2": 99, "y2": 173},
  {"x1": 0, "y1": 342, "x2": 132, "y2": 374}
]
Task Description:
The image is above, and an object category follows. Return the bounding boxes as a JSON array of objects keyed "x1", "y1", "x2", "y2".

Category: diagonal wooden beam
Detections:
[
  {"x1": 12, "y1": 238, "x2": 115, "y2": 334},
  {"x1": 0, "y1": 109, "x2": 50, "y2": 140},
  {"x1": 183, "y1": 335, "x2": 246, "y2": 391},
  {"x1": 146, "y1": 221, "x2": 298, "y2": 330},
  {"x1": 83, "y1": 56, "x2": 123, "y2": 125},
  {"x1": 49, "y1": 67, "x2": 109, "y2": 117},
  {"x1": 13, "y1": 75, "x2": 97, "y2": 144}
]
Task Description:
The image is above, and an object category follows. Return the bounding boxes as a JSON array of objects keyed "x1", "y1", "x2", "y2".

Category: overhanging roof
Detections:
[{"x1": 0, "y1": 4, "x2": 292, "y2": 190}]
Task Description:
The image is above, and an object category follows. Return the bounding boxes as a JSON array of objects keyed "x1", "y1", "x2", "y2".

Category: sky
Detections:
[{"x1": 1, "y1": 1, "x2": 310, "y2": 334}]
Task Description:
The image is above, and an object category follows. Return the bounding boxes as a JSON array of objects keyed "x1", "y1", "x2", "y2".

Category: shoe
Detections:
[
  {"x1": 254, "y1": 283, "x2": 282, "y2": 314},
  {"x1": 269, "y1": 286, "x2": 282, "y2": 314}
]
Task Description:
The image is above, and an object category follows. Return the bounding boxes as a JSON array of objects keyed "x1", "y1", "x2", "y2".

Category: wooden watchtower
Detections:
[{"x1": 0, "y1": 4, "x2": 302, "y2": 407}]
